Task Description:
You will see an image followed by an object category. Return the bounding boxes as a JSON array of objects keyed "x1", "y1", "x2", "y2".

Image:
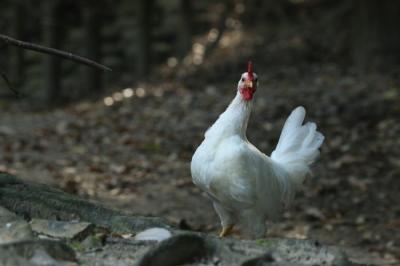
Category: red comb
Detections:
[{"x1": 247, "y1": 61, "x2": 254, "y2": 79}]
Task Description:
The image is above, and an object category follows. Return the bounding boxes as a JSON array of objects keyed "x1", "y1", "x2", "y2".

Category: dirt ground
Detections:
[{"x1": 1, "y1": 29, "x2": 400, "y2": 264}]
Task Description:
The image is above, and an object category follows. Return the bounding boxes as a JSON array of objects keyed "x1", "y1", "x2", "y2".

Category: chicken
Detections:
[{"x1": 191, "y1": 62, "x2": 324, "y2": 238}]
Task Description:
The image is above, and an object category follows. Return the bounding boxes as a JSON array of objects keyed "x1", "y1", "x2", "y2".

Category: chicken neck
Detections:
[{"x1": 205, "y1": 92, "x2": 252, "y2": 141}]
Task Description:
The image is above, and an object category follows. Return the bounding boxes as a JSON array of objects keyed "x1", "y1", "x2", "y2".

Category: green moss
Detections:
[
  {"x1": 0, "y1": 172, "x2": 19, "y2": 185},
  {"x1": 68, "y1": 229, "x2": 106, "y2": 252},
  {"x1": 255, "y1": 239, "x2": 274, "y2": 247},
  {"x1": 80, "y1": 233, "x2": 106, "y2": 250},
  {"x1": 90, "y1": 233, "x2": 104, "y2": 246},
  {"x1": 68, "y1": 241, "x2": 85, "y2": 252}
]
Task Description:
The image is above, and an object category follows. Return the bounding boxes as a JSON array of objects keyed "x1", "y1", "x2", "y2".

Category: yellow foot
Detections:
[{"x1": 219, "y1": 225, "x2": 234, "y2": 237}]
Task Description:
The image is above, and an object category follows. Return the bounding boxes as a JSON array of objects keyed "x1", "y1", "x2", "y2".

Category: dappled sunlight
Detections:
[
  {"x1": 192, "y1": 43, "x2": 205, "y2": 65},
  {"x1": 136, "y1": 87, "x2": 146, "y2": 98},
  {"x1": 283, "y1": 224, "x2": 310, "y2": 240},
  {"x1": 112, "y1": 92, "x2": 123, "y2": 102},
  {"x1": 103, "y1": 96, "x2": 114, "y2": 106},
  {"x1": 102, "y1": 87, "x2": 148, "y2": 107},
  {"x1": 167, "y1": 57, "x2": 178, "y2": 68},
  {"x1": 235, "y1": 2, "x2": 245, "y2": 14},
  {"x1": 207, "y1": 28, "x2": 219, "y2": 42},
  {"x1": 161, "y1": 6, "x2": 246, "y2": 73},
  {"x1": 122, "y1": 88, "x2": 134, "y2": 98},
  {"x1": 0, "y1": 165, "x2": 17, "y2": 175}
]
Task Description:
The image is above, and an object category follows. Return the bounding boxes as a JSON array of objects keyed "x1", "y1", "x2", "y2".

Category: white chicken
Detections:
[{"x1": 191, "y1": 62, "x2": 324, "y2": 238}]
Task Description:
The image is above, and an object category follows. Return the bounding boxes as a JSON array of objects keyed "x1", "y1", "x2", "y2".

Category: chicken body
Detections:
[{"x1": 191, "y1": 68, "x2": 324, "y2": 238}]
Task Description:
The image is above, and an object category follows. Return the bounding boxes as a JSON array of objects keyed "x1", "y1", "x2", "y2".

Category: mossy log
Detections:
[{"x1": 0, "y1": 172, "x2": 170, "y2": 232}]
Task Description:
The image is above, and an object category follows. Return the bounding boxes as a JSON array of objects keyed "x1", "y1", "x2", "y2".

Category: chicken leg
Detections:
[{"x1": 213, "y1": 202, "x2": 236, "y2": 237}]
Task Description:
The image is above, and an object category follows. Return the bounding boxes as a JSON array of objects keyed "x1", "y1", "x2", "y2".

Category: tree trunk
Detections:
[
  {"x1": 84, "y1": 5, "x2": 102, "y2": 96},
  {"x1": 42, "y1": 0, "x2": 62, "y2": 105},
  {"x1": 352, "y1": 0, "x2": 400, "y2": 69},
  {"x1": 9, "y1": 2, "x2": 25, "y2": 88},
  {"x1": 136, "y1": 0, "x2": 153, "y2": 78},
  {"x1": 178, "y1": 0, "x2": 193, "y2": 58}
]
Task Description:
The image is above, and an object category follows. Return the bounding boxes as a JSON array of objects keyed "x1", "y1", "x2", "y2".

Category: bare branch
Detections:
[
  {"x1": 0, "y1": 71, "x2": 21, "y2": 97},
  {"x1": 0, "y1": 33, "x2": 112, "y2": 72}
]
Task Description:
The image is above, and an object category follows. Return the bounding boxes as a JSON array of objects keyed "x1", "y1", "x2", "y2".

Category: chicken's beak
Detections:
[{"x1": 244, "y1": 80, "x2": 253, "y2": 88}]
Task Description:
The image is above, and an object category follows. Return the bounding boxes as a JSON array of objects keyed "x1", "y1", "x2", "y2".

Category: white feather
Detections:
[{"x1": 271, "y1": 106, "x2": 324, "y2": 186}]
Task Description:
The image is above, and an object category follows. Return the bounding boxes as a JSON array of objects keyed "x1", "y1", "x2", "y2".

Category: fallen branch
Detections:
[{"x1": 0, "y1": 34, "x2": 111, "y2": 72}]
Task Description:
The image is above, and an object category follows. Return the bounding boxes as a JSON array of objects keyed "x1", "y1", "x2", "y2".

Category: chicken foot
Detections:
[{"x1": 219, "y1": 225, "x2": 234, "y2": 237}]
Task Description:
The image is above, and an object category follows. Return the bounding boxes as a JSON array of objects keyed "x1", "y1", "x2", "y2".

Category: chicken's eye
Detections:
[{"x1": 241, "y1": 78, "x2": 245, "y2": 82}]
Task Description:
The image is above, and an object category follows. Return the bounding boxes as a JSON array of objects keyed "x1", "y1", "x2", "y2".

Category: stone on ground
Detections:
[{"x1": 30, "y1": 219, "x2": 94, "y2": 240}]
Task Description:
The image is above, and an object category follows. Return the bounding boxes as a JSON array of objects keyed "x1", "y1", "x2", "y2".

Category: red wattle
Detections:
[{"x1": 240, "y1": 88, "x2": 254, "y2": 101}]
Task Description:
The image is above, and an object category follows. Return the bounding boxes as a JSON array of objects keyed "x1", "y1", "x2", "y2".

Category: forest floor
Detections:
[{"x1": 1, "y1": 30, "x2": 400, "y2": 264}]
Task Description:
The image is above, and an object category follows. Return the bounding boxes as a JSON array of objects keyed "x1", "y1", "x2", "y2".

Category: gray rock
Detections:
[
  {"x1": 0, "y1": 206, "x2": 19, "y2": 224},
  {"x1": 215, "y1": 236, "x2": 350, "y2": 266},
  {"x1": 131, "y1": 233, "x2": 352, "y2": 266},
  {"x1": 0, "y1": 239, "x2": 76, "y2": 264},
  {"x1": 0, "y1": 220, "x2": 34, "y2": 244},
  {"x1": 30, "y1": 219, "x2": 94, "y2": 240},
  {"x1": 30, "y1": 249, "x2": 77, "y2": 266},
  {"x1": 0, "y1": 206, "x2": 33, "y2": 244},
  {"x1": 0, "y1": 250, "x2": 35, "y2": 266},
  {"x1": 78, "y1": 241, "x2": 147, "y2": 266},
  {"x1": 136, "y1": 234, "x2": 207, "y2": 266}
]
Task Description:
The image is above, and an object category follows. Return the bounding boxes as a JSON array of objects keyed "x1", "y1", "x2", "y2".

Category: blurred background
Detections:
[
  {"x1": 0, "y1": 0, "x2": 399, "y2": 264},
  {"x1": 1, "y1": 0, "x2": 399, "y2": 104}
]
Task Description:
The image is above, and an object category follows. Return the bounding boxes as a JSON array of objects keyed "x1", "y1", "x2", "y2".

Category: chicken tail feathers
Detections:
[{"x1": 271, "y1": 106, "x2": 324, "y2": 187}]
